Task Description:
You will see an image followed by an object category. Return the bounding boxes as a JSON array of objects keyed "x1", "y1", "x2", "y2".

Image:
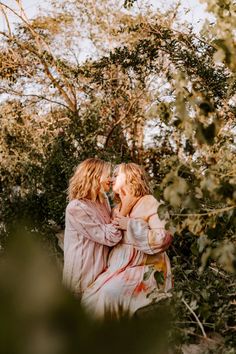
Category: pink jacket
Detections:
[{"x1": 63, "y1": 197, "x2": 122, "y2": 294}]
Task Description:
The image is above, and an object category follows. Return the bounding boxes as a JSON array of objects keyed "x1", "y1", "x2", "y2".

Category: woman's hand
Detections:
[
  {"x1": 112, "y1": 216, "x2": 129, "y2": 230},
  {"x1": 119, "y1": 188, "x2": 139, "y2": 216}
]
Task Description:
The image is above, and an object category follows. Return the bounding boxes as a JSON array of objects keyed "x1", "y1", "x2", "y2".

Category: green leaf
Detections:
[
  {"x1": 154, "y1": 271, "x2": 164, "y2": 285},
  {"x1": 157, "y1": 204, "x2": 168, "y2": 220},
  {"x1": 195, "y1": 122, "x2": 216, "y2": 145},
  {"x1": 190, "y1": 242, "x2": 199, "y2": 256}
]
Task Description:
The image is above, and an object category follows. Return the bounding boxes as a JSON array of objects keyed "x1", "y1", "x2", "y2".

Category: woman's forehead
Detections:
[
  {"x1": 102, "y1": 164, "x2": 111, "y2": 175},
  {"x1": 112, "y1": 165, "x2": 120, "y2": 174}
]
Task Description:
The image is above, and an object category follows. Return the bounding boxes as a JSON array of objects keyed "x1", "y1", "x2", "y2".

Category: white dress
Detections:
[{"x1": 82, "y1": 195, "x2": 172, "y2": 317}]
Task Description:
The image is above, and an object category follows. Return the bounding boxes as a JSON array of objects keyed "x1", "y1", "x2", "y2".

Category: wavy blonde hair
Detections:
[
  {"x1": 68, "y1": 158, "x2": 111, "y2": 202},
  {"x1": 118, "y1": 162, "x2": 152, "y2": 197}
]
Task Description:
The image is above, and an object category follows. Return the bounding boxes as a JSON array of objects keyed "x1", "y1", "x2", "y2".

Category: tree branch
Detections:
[
  {"x1": 0, "y1": 30, "x2": 77, "y2": 112},
  {"x1": 0, "y1": 88, "x2": 70, "y2": 110},
  {"x1": 104, "y1": 93, "x2": 142, "y2": 147},
  {"x1": 0, "y1": 2, "x2": 78, "y2": 112},
  {"x1": 0, "y1": 4, "x2": 12, "y2": 36}
]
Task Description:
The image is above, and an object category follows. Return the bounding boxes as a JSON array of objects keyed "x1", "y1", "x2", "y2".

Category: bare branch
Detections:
[
  {"x1": 0, "y1": 4, "x2": 12, "y2": 36},
  {"x1": 0, "y1": 1, "x2": 78, "y2": 111},
  {"x1": 172, "y1": 205, "x2": 236, "y2": 217},
  {"x1": 0, "y1": 88, "x2": 71, "y2": 110},
  {"x1": 181, "y1": 298, "x2": 207, "y2": 338},
  {"x1": 0, "y1": 30, "x2": 77, "y2": 112}
]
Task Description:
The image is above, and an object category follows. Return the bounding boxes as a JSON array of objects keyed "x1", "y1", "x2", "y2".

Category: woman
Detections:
[
  {"x1": 82, "y1": 163, "x2": 172, "y2": 317},
  {"x1": 63, "y1": 158, "x2": 126, "y2": 296}
]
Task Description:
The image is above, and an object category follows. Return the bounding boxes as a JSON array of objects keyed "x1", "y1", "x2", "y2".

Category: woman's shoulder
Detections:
[
  {"x1": 67, "y1": 198, "x2": 109, "y2": 213},
  {"x1": 66, "y1": 199, "x2": 90, "y2": 213},
  {"x1": 139, "y1": 194, "x2": 160, "y2": 208},
  {"x1": 131, "y1": 194, "x2": 160, "y2": 218}
]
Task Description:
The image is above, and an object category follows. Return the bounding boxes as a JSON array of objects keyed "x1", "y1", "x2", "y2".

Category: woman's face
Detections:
[
  {"x1": 112, "y1": 167, "x2": 126, "y2": 194},
  {"x1": 100, "y1": 167, "x2": 111, "y2": 193}
]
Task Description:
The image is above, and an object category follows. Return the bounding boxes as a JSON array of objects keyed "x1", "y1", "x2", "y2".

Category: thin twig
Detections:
[
  {"x1": 172, "y1": 205, "x2": 236, "y2": 217},
  {"x1": 175, "y1": 320, "x2": 215, "y2": 328},
  {"x1": 209, "y1": 266, "x2": 229, "y2": 279},
  {"x1": 174, "y1": 327, "x2": 214, "y2": 342},
  {"x1": 0, "y1": 5, "x2": 12, "y2": 36},
  {"x1": 181, "y1": 298, "x2": 207, "y2": 338},
  {"x1": 0, "y1": 88, "x2": 70, "y2": 110},
  {"x1": 219, "y1": 170, "x2": 236, "y2": 178}
]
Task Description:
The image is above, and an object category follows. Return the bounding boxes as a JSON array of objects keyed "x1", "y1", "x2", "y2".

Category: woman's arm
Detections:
[
  {"x1": 67, "y1": 202, "x2": 122, "y2": 246},
  {"x1": 127, "y1": 214, "x2": 172, "y2": 254}
]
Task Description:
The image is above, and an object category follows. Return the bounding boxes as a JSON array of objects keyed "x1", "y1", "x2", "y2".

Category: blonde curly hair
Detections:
[
  {"x1": 118, "y1": 162, "x2": 152, "y2": 197},
  {"x1": 68, "y1": 158, "x2": 111, "y2": 202}
]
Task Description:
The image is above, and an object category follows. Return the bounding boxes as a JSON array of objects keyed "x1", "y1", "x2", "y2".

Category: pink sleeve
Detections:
[{"x1": 67, "y1": 202, "x2": 122, "y2": 246}]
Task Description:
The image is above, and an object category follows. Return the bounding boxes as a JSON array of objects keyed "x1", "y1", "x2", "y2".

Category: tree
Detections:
[{"x1": 0, "y1": 0, "x2": 235, "y2": 350}]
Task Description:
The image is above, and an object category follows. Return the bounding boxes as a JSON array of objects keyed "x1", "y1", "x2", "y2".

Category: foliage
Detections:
[
  {"x1": 0, "y1": 225, "x2": 172, "y2": 354},
  {"x1": 0, "y1": 0, "x2": 235, "y2": 351}
]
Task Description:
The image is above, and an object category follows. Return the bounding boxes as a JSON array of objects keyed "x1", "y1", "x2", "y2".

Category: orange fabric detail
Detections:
[{"x1": 134, "y1": 282, "x2": 148, "y2": 294}]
